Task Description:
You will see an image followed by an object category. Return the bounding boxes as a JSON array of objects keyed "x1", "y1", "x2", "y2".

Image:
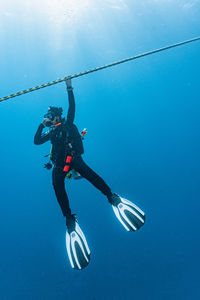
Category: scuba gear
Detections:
[
  {"x1": 66, "y1": 214, "x2": 91, "y2": 270},
  {"x1": 44, "y1": 145, "x2": 53, "y2": 169},
  {"x1": 44, "y1": 107, "x2": 63, "y2": 127},
  {"x1": 70, "y1": 169, "x2": 82, "y2": 180},
  {"x1": 44, "y1": 127, "x2": 86, "y2": 175},
  {"x1": 81, "y1": 128, "x2": 87, "y2": 140},
  {"x1": 45, "y1": 120, "x2": 53, "y2": 127},
  {"x1": 43, "y1": 122, "x2": 63, "y2": 168},
  {"x1": 61, "y1": 127, "x2": 86, "y2": 174},
  {"x1": 66, "y1": 169, "x2": 82, "y2": 180},
  {"x1": 44, "y1": 162, "x2": 52, "y2": 170},
  {"x1": 66, "y1": 172, "x2": 73, "y2": 179},
  {"x1": 44, "y1": 112, "x2": 54, "y2": 120},
  {"x1": 108, "y1": 194, "x2": 145, "y2": 232},
  {"x1": 44, "y1": 106, "x2": 63, "y2": 119},
  {"x1": 63, "y1": 155, "x2": 73, "y2": 173},
  {"x1": 55, "y1": 122, "x2": 61, "y2": 127},
  {"x1": 49, "y1": 123, "x2": 84, "y2": 165}
]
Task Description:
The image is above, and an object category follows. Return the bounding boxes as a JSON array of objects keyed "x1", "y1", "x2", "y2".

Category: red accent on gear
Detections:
[{"x1": 63, "y1": 155, "x2": 72, "y2": 173}]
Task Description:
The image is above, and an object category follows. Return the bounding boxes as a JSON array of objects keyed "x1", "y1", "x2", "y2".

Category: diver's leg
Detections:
[
  {"x1": 72, "y1": 156, "x2": 112, "y2": 198},
  {"x1": 52, "y1": 167, "x2": 72, "y2": 217}
]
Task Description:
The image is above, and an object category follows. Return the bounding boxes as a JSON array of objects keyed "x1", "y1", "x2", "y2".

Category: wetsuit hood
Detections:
[{"x1": 44, "y1": 106, "x2": 63, "y2": 120}]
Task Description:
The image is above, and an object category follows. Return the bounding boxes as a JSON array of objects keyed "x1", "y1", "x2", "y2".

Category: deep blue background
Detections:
[{"x1": 0, "y1": 1, "x2": 200, "y2": 299}]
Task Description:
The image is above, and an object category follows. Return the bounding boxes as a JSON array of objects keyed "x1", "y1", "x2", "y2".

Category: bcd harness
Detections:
[{"x1": 44, "y1": 123, "x2": 87, "y2": 179}]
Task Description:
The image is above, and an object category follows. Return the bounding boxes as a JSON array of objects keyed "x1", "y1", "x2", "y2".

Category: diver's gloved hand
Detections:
[
  {"x1": 42, "y1": 118, "x2": 52, "y2": 127},
  {"x1": 65, "y1": 78, "x2": 73, "y2": 90}
]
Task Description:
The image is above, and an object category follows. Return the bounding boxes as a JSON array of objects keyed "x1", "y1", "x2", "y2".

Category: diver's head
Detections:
[{"x1": 44, "y1": 106, "x2": 63, "y2": 126}]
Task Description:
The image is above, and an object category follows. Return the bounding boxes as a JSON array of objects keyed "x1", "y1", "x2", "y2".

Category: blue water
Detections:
[{"x1": 0, "y1": 1, "x2": 200, "y2": 299}]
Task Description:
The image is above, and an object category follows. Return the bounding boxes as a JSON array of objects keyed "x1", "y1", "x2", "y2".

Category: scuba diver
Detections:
[{"x1": 34, "y1": 78, "x2": 145, "y2": 270}]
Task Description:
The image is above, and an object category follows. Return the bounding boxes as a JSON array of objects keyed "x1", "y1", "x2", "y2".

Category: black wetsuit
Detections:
[{"x1": 34, "y1": 89, "x2": 112, "y2": 217}]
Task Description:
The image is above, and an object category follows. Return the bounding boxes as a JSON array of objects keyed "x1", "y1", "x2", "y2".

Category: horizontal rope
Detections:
[{"x1": 1, "y1": 36, "x2": 200, "y2": 103}]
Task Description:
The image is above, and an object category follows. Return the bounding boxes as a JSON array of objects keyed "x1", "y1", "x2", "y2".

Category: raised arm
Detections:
[{"x1": 65, "y1": 78, "x2": 75, "y2": 126}]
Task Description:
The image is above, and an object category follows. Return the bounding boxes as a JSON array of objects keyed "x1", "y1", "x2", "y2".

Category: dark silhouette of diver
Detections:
[
  {"x1": 34, "y1": 78, "x2": 112, "y2": 217},
  {"x1": 34, "y1": 78, "x2": 145, "y2": 270}
]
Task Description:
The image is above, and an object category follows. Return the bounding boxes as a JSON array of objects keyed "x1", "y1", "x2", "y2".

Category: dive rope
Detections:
[{"x1": 0, "y1": 36, "x2": 200, "y2": 103}]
